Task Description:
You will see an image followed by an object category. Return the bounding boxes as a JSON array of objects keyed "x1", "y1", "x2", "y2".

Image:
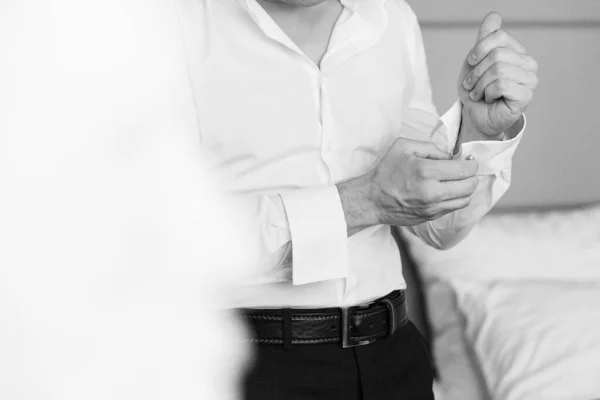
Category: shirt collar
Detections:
[
  {"x1": 238, "y1": 0, "x2": 389, "y2": 42},
  {"x1": 341, "y1": 0, "x2": 387, "y2": 14},
  {"x1": 341, "y1": 0, "x2": 388, "y2": 41}
]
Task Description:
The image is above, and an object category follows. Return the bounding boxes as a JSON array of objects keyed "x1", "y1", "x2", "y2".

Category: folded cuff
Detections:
[
  {"x1": 280, "y1": 185, "x2": 348, "y2": 286},
  {"x1": 454, "y1": 116, "x2": 525, "y2": 175},
  {"x1": 441, "y1": 100, "x2": 526, "y2": 175}
]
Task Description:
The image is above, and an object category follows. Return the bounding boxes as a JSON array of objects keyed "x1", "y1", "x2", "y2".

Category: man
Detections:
[{"x1": 175, "y1": 0, "x2": 538, "y2": 398}]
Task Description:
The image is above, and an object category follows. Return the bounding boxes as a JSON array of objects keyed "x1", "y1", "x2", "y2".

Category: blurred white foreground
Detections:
[{"x1": 0, "y1": 1, "x2": 251, "y2": 398}]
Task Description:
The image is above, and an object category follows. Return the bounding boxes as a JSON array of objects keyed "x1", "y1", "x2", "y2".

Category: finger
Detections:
[
  {"x1": 419, "y1": 159, "x2": 479, "y2": 181},
  {"x1": 483, "y1": 78, "x2": 533, "y2": 106},
  {"x1": 405, "y1": 140, "x2": 452, "y2": 160},
  {"x1": 476, "y1": 12, "x2": 503, "y2": 42},
  {"x1": 463, "y1": 48, "x2": 538, "y2": 91},
  {"x1": 434, "y1": 176, "x2": 480, "y2": 202},
  {"x1": 435, "y1": 196, "x2": 473, "y2": 215},
  {"x1": 469, "y1": 30, "x2": 527, "y2": 66},
  {"x1": 469, "y1": 63, "x2": 537, "y2": 102}
]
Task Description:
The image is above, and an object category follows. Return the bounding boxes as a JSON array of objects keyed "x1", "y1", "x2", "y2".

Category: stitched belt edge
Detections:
[{"x1": 239, "y1": 290, "x2": 408, "y2": 348}]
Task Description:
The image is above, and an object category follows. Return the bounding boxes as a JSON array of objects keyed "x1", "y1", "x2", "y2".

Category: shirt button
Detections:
[{"x1": 465, "y1": 155, "x2": 475, "y2": 161}]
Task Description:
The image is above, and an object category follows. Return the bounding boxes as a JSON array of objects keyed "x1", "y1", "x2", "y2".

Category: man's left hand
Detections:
[{"x1": 458, "y1": 12, "x2": 539, "y2": 138}]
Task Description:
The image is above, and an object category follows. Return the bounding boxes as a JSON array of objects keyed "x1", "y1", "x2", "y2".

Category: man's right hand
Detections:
[{"x1": 337, "y1": 137, "x2": 479, "y2": 236}]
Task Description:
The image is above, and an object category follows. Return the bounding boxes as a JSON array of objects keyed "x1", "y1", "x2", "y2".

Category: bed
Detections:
[{"x1": 395, "y1": 202, "x2": 600, "y2": 400}]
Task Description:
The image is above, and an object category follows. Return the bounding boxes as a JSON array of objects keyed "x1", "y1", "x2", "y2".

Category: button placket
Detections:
[
  {"x1": 319, "y1": 75, "x2": 328, "y2": 149},
  {"x1": 318, "y1": 73, "x2": 335, "y2": 182},
  {"x1": 317, "y1": 76, "x2": 324, "y2": 126}
]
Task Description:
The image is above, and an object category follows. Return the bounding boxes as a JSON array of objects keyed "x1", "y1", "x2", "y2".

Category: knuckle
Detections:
[
  {"x1": 474, "y1": 77, "x2": 487, "y2": 95},
  {"x1": 531, "y1": 74, "x2": 540, "y2": 89},
  {"x1": 526, "y1": 88, "x2": 534, "y2": 102},
  {"x1": 423, "y1": 165, "x2": 436, "y2": 180},
  {"x1": 490, "y1": 47, "x2": 504, "y2": 62},
  {"x1": 495, "y1": 29, "x2": 508, "y2": 42},
  {"x1": 531, "y1": 59, "x2": 539, "y2": 72},
  {"x1": 495, "y1": 79, "x2": 507, "y2": 93},
  {"x1": 414, "y1": 161, "x2": 427, "y2": 179},
  {"x1": 417, "y1": 186, "x2": 431, "y2": 202},
  {"x1": 419, "y1": 184, "x2": 437, "y2": 203},
  {"x1": 491, "y1": 62, "x2": 503, "y2": 76}
]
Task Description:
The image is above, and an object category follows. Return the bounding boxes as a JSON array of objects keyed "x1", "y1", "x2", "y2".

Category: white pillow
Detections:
[
  {"x1": 427, "y1": 281, "x2": 491, "y2": 400},
  {"x1": 455, "y1": 281, "x2": 600, "y2": 400},
  {"x1": 402, "y1": 205, "x2": 600, "y2": 285},
  {"x1": 401, "y1": 205, "x2": 600, "y2": 399}
]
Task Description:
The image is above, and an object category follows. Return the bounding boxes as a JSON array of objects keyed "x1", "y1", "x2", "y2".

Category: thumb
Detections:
[{"x1": 476, "y1": 12, "x2": 502, "y2": 42}]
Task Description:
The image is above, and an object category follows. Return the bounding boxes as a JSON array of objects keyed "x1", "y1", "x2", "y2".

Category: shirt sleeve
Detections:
[
  {"x1": 400, "y1": 5, "x2": 524, "y2": 249},
  {"x1": 233, "y1": 187, "x2": 348, "y2": 286}
]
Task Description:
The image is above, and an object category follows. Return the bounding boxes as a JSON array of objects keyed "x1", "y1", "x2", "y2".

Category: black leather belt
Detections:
[{"x1": 239, "y1": 290, "x2": 408, "y2": 349}]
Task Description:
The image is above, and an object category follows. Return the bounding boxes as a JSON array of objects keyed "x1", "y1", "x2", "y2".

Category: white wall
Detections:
[{"x1": 409, "y1": 1, "x2": 600, "y2": 207}]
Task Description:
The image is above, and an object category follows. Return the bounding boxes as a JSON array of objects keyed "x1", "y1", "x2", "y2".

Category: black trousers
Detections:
[{"x1": 243, "y1": 320, "x2": 435, "y2": 400}]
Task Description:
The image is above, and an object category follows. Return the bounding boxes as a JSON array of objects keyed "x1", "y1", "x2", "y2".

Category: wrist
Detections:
[
  {"x1": 336, "y1": 171, "x2": 381, "y2": 236},
  {"x1": 455, "y1": 108, "x2": 504, "y2": 154},
  {"x1": 461, "y1": 107, "x2": 505, "y2": 142},
  {"x1": 505, "y1": 114, "x2": 526, "y2": 140}
]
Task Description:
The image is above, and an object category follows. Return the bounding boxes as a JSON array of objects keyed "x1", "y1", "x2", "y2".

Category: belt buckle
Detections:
[{"x1": 341, "y1": 301, "x2": 374, "y2": 349}]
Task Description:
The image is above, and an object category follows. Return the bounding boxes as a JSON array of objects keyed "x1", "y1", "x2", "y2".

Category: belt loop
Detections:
[
  {"x1": 282, "y1": 308, "x2": 293, "y2": 350},
  {"x1": 381, "y1": 299, "x2": 397, "y2": 337}
]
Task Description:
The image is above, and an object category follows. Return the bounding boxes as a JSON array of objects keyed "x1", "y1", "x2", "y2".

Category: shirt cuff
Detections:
[
  {"x1": 441, "y1": 100, "x2": 526, "y2": 175},
  {"x1": 280, "y1": 185, "x2": 348, "y2": 286}
]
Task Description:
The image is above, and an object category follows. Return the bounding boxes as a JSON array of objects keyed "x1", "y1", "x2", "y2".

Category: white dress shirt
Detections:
[{"x1": 174, "y1": 0, "x2": 524, "y2": 308}]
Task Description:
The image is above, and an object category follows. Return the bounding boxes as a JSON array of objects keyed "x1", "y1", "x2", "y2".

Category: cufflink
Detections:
[{"x1": 465, "y1": 155, "x2": 475, "y2": 161}]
